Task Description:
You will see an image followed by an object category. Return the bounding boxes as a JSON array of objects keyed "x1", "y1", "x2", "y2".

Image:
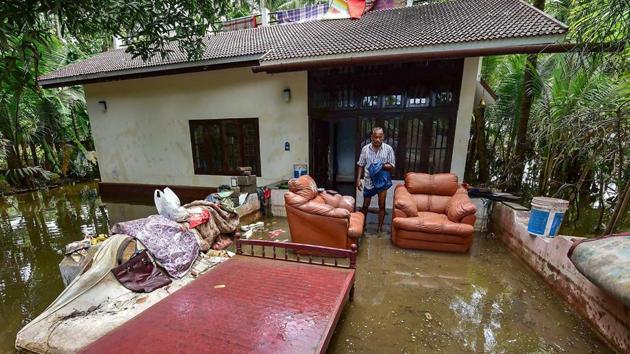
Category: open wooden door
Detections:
[{"x1": 309, "y1": 118, "x2": 331, "y2": 187}]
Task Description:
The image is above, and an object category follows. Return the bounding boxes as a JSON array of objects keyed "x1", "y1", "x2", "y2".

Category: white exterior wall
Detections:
[
  {"x1": 84, "y1": 67, "x2": 308, "y2": 187},
  {"x1": 450, "y1": 57, "x2": 481, "y2": 181},
  {"x1": 86, "y1": 58, "x2": 479, "y2": 208}
]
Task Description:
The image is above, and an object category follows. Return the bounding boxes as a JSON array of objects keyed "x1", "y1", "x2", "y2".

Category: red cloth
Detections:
[
  {"x1": 188, "y1": 209, "x2": 210, "y2": 229},
  {"x1": 347, "y1": 0, "x2": 366, "y2": 18}
]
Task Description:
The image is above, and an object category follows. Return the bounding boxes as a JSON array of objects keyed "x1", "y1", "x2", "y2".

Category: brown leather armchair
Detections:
[
  {"x1": 284, "y1": 175, "x2": 365, "y2": 249},
  {"x1": 392, "y1": 173, "x2": 477, "y2": 253}
]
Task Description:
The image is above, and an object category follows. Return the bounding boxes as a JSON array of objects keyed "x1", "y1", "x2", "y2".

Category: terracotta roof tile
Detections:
[{"x1": 39, "y1": 0, "x2": 566, "y2": 84}]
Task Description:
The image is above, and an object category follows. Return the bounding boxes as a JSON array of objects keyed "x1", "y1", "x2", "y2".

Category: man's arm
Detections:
[
  {"x1": 356, "y1": 165, "x2": 364, "y2": 191},
  {"x1": 356, "y1": 147, "x2": 366, "y2": 191},
  {"x1": 383, "y1": 145, "x2": 396, "y2": 172}
]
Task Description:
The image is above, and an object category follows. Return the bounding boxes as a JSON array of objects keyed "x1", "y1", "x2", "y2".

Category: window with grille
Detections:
[
  {"x1": 189, "y1": 118, "x2": 261, "y2": 176},
  {"x1": 356, "y1": 115, "x2": 454, "y2": 179}
]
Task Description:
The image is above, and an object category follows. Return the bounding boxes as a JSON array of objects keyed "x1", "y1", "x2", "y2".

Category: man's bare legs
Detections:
[
  {"x1": 361, "y1": 190, "x2": 388, "y2": 232},
  {"x1": 361, "y1": 196, "x2": 371, "y2": 216},
  {"x1": 377, "y1": 190, "x2": 387, "y2": 232}
]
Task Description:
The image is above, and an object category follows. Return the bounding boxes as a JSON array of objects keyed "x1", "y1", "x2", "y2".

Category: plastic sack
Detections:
[
  {"x1": 154, "y1": 189, "x2": 189, "y2": 222},
  {"x1": 163, "y1": 187, "x2": 181, "y2": 207}
]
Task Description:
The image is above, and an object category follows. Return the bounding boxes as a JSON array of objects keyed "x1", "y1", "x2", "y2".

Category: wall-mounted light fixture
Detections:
[
  {"x1": 98, "y1": 100, "x2": 107, "y2": 113},
  {"x1": 282, "y1": 88, "x2": 291, "y2": 103}
]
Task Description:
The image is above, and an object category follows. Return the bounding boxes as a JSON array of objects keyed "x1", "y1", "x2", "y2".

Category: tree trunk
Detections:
[
  {"x1": 465, "y1": 114, "x2": 478, "y2": 184},
  {"x1": 604, "y1": 179, "x2": 630, "y2": 235},
  {"x1": 6, "y1": 145, "x2": 22, "y2": 169},
  {"x1": 475, "y1": 105, "x2": 489, "y2": 184},
  {"x1": 508, "y1": 0, "x2": 545, "y2": 192},
  {"x1": 10, "y1": 88, "x2": 24, "y2": 168},
  {"x1": 21, "y1": 140, "x2": 31, "y2": 166},
  {"x1": 29, "y1": 142, "x2": 39, "y2": 166},
  {"x1": 71, "y1": 109, "x2": 81, "y2": 141},
  {"x1": 596, "y1": 174, "x2": 605, "y2": 231}
]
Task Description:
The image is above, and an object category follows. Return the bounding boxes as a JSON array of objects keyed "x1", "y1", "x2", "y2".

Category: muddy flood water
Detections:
[{"x1": 0, "y1": 182, "x2": 613, "y2": 353}]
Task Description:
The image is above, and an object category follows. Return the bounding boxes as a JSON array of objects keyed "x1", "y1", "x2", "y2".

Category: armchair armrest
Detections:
[
  {"x1": 445, "y1": 193, "x2": 477, "y2": 223},
  {"x1": 320, "y1": 192, "x2": 355, "y2": 212},
  {"x1": 393, "y1": 185, "x2": 417, "y2": 217}
]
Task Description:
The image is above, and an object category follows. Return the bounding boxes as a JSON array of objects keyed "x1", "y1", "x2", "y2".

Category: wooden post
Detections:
[
  {"x1": 350, "y1": 244, "x2": 358, "y2": 269},
  {"x1": 235, "y1": 232, "x2": 242, "y2": 255}
]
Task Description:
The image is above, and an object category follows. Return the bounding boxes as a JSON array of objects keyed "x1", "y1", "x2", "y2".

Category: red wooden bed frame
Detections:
[{"x1": 81, "y1": 237, "x2": 358, "y2": 354}]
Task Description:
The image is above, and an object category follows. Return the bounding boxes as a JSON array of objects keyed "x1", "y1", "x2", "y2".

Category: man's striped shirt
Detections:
[{"x1": 357, "y1": 143, "x2": 396, "y2": 190}]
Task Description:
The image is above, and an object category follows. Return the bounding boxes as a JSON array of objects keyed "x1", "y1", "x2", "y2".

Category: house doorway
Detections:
[
  {"x1": 308, "y1": 60, "x2": 464, "y2": 195},
  {"x1": 310, "y1": 117, "x2": 356, "y2": 195}
]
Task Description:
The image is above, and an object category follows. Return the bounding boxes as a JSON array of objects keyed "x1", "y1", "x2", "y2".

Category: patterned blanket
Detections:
[
  {"x1": 112, "y1": 215, "x2": 200, "y2": 279},
  {"x1": 277, "y1": 4, "x2": 329, "y2": 24}
]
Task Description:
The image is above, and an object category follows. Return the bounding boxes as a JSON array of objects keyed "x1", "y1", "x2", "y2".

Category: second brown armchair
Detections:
[
  {"x1": 392, "y1": 173, "x2": 477, "y2": 253},
  {"x1": 284, "y1": 175, "x2": 365, "y2": 249}
]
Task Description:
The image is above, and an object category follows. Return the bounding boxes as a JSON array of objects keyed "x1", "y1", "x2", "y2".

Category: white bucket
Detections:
[{"x1": 527, "y1": 197, "x2": 569, "y2": 238}]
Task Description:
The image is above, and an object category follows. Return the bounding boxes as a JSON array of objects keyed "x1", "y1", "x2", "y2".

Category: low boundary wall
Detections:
[{"x1": 492, "y1": 202, "x2": 629, "y2": 352}]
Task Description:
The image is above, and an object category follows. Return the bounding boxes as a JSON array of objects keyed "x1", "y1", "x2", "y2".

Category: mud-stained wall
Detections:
[{"x1": 84, "y1": 68, "x2": 308, "y2": 187}]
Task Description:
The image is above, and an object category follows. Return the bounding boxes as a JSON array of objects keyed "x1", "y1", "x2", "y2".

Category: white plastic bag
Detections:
[
  {"x1": 163, "y1": 187, "x2": 181, "y2": 207},
  {"x1": 154, "y1": 189, "x2": 189, "y2": 222}
]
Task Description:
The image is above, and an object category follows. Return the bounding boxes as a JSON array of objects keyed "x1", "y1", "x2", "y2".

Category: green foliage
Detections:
[
  {"x1": 49, "y1": 172, "x2": 60, "y2": 183},
  {"x1": 0, "y1": 0, "x2": 227, "y2": 186},
  {"x1": 467, "y1": 0, "x2": 629, "y2": 234},
  {"x1": 1, "y1": 0, "x2": 231, "y2": 64},
  {"x1": 0, "y1": 175, "x2": 10, "y2": 194},
  {"x1": 569, "y1": 0, "x2": 629, "y2": 44},
  {"x1": 5, "y1": 166, "x2": 51, "y2": 187}
]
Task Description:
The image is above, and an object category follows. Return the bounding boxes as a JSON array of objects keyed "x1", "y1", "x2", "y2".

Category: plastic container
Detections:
[
  {"x1": 527, "y1": 197, "x2": 569, "y2": 238},
  {"x1": 293, "y1": 164, "x2": 307, "y2": 178}
]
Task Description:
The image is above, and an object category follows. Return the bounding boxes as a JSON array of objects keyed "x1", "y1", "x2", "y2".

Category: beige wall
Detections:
[
  {"x1": 84, "y1": 67, "x2": 308, "y2": 187},
  {"x1": 86, "y1": 58, "x2": 478, "y2": 207}
]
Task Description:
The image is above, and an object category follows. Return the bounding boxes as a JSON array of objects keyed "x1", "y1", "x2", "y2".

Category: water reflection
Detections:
[{"x1": 0, "y1": 182, "x2": 109, "y2": 352}]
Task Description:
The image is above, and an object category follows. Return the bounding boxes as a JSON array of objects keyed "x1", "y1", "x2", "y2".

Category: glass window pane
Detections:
[
  {"x1": 404, "y1": 117, "x2": 423, "y2": 173},
  {"x1": 223, "y1": 121, "x2": 242, "y2": 173},
  {"x1": 189, "y1": 119, "x2": 260, "y2": 175},
  {"x1": 429, "y1": 117, "x2": 451, "y2": 173}
]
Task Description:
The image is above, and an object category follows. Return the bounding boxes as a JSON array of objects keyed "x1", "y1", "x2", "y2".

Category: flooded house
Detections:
[
  {"x1": 17, "y1": 0, "x2": 627, "y2": 353},
  {"x1": 38, "y1": 0, "x2": 566, "y2": 208}
]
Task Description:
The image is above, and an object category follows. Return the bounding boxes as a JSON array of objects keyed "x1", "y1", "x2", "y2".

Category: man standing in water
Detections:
[{"x1": 356, "y1": 127, "x2": 395, "y2": 232}]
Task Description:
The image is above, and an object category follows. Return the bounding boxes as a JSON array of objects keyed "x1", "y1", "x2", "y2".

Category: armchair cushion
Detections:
[
  {"x1": 394, "y1": 185, "x2": 418, "y2": 217},
  {"x1": 285, "y1": 192, "x2": 350, "y2": 219},
  {"x1": 405, "y1": 173, "x2": 458, "y2": 196},
  {"x1": 320, "y1": 192, "x2": 355, "y2": 212},
  {"x1": 288, "y1": 175, "x2": 318, "y2": 200},
  {"x1": 393, "y1": 212, "x2": 473, "y2": 237},
  {"x1": 445, "y1": 192, "x2": 477, "y2": 223}
]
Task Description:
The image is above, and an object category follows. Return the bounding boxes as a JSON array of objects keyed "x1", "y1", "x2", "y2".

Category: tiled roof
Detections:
[{"x1": 39, "y1": 0, "x2": 566, "y2": 85}]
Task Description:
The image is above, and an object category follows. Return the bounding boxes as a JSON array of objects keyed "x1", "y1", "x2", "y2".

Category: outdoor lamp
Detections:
[
  {"x1": 283, "y1": 88, "x2": 291, "y2": 103},
  {"x1": 98, "y1": 100, "x2": 107, "y2": 113}
]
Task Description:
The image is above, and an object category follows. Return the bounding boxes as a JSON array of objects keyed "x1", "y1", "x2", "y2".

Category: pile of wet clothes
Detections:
[
  {"x1": 111, "y1": 198, "x2": 240, "y2": 280},
  {"x1": 61, "y1": 189, "x2": 240, "y2": 294}
]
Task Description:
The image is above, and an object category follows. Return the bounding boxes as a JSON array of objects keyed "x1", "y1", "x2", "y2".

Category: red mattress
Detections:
[{"x1": 82, "y1": 255, "x2": 355, "y2": 354}]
